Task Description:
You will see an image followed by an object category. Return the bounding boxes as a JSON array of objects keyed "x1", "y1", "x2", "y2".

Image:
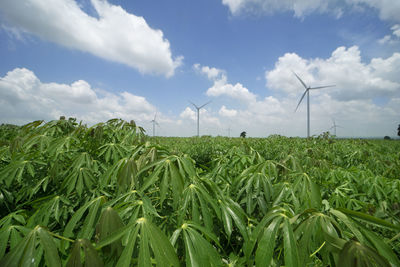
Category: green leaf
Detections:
[
  {"x1": 144, "y1": 219, "x2": 180, "y2": 267},
  {"x1": 96, "y1": 207, "x2": 124, "y2": 258},
  {"x1": 115, "y1": 225, "x2": 140, "y2": 267},
  {"x1": 330, "y1": 209, "x2": 365, "y2": 243},
  {"x1": 115, "y1": 217, "x2": 180, "y2": 267},
  {"x1": 183, "y1": 230, "x2": 198, "y2": 267},
  {"x1": 336, "y1": 207, "x2": 400, "y2": 230},
  {"x1": 37, "y1": 227, "x2": 61, "y2": 267},
  {"x1": 338, "y1": 240, "x2": 390, "y2": 267},
  {"x1": 360, "y1": 227, "x2": 400, "y2": 267},
  {"x1": 255, "y1": 216, "x2": 282, "y2": 267},
  {"x1": 283, "y1": 217, "x2": 300, "y2": 267},
  {"x1": 96, "y1": 222, "x2": 134, "y2": 250},
  {"x1": 138, "y1": 227, "x2": 151, "y2": 267},
  {"x1": 0, "y1": 227, "x2": 36, "y2": 267},
  {"x1": 67, "y1": 239, "x2": 104, "y2": 267},
  {"x1": 80, "y1": 197, "x2": 103, "y2": 239},
  {"x1": 221, "y1": 204, "x2": 233, "y2": 239},
  {"x1": 64, "y1": 196, "x2": 105, "y2": 239}
]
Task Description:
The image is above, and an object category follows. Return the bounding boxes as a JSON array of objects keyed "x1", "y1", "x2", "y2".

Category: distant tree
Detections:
[
  {"x1": 398, "y1": 124, "x2": 400, "y2": 136},
  {"x1": 240, "y1": 131, "x2": 246, "y2": 138},
  {"x1": 384, "y1": 136, "x2": 391, "y2": 140}
]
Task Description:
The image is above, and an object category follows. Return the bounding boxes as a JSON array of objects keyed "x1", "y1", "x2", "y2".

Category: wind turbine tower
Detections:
[
  {"x1": 293, "y1": 71, "x2": 335, "y2": 138},
  {"x1": 190, "y1": 101, "x2": 211, "y2": 137},
  {"x1": 150, "y1": 112, "x2": 159, "y2": 137}
]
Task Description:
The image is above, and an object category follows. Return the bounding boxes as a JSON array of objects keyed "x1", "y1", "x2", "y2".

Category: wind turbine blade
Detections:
[
  {"x1": 189, "y1": 101, "x2": 199, "y2": 109},
  {"x1": 292, "y1": 71, "x2": 308, "y2": 89},
  {"x1": 199, "y1": 101, "x2": 212, "y2": 109},
  {"x1": 154, "y1": 112, "x2": 157, "y2": 121},
  {"x1": 295, "y1": 89, "x2": 308, "y2": 112},
  {"x1": 310, "y1": 85, "x2": 335, "y2": 90}
]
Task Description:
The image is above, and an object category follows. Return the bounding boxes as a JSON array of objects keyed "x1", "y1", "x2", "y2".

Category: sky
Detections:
[{"x1": 0, "y1": 0, "x2": 399, "y2": 137}]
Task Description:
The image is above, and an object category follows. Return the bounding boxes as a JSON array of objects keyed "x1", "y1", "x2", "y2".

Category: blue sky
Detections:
[{"x1": 0, "y1": 0, "x2": 399, "y2": 137}]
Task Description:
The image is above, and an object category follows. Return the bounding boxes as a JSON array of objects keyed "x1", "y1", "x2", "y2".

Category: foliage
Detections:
[
  {"x1": 0, "y1": 124, "x2": 20, "y2": 147},
  {"x1": 0, "y1": 118, "x2": 399, "y2": 266}
]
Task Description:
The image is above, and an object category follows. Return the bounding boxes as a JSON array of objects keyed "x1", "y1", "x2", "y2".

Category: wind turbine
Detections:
[
  {"x1": 190, "y1": 101, "x2": 211, "y2": 137},
  {"x1": 293, "y1": 71, "x2": 335, "y2": 138},
  {"x1": 330, "y1": 118, "x2": 342, "y2": 136},
  {"x1": 150, "y1": 112, "x2": 159, "y2": 137}
]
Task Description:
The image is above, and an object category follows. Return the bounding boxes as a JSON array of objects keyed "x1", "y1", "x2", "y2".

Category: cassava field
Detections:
[{"x1": 0, "y1": 118, "x2": 399, "y2": 267}]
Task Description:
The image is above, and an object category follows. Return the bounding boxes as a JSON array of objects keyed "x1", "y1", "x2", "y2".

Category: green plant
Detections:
[{"x1": 0, "y1": 118, "x2": 399, "y2": 266}]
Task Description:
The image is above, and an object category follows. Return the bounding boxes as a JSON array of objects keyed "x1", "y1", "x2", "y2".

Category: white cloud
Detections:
[
  {"x1": 193, "y1": 64, "x2": 225, "y2": 81},
  {"x1": 0, "y1": 68, "x2": 156, "y2": 125},
  {"x1": 0, "y1": 0, "x2": 182, "y2": 77},
  {"x1": 353, "y1": 0, "x2": 400, "y2": 22},
  {"x1": 222, "y1": 0, "x2": 342, "y2": 17},
  {"x1": 222, "y1": 0, "x2": 245, "y2": 15},
  {"x1": 393, "y1": 25, "x2": 400, "y2": 37},
  {"x1": 194, "y1": 63, "x2": 257, "y2": 104},
  {"x1": 378, "y1": 24, "x2": 400, "y2": 44},
  {"x1": 259, "y1": 46, "x2": 400, "y2": 137},
  {"x1": 266, "y1": 46, "x2": 400, "y2": 101},
  {"x1": 2, "y1": 45, "x2": 400, "y2": 138},
  {"x1": 192, "y1": 47, "x2": 400, "y2": 137},
  {"x1": 378, "y1": 35, "x2": 392, "y2": 44},
  {"x1": 207, "y1": 77, "x2": 257, "y2": 103},
  {"x1": 219, "y1": 105, "x2": 237, "y2": 117},
  {"x1": 222, "y1": 0, "x2": 330, "y2": 17},
  {"x1": 221, "y1": 0, "x2": 400, "y2": 22},
  {"x1": 180, "y1": 107, "x2": 196, "y2": 121}
]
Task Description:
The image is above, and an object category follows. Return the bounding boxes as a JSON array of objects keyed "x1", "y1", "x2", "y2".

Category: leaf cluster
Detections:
[{"x1": 0, "y1": 119, "x2": 399, "y2": 266}]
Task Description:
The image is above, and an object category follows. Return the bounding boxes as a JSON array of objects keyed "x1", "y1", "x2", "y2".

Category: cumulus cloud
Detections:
[
  {"x1": 0, "y1": 0, "x2": 182, "y2": 77},
  {"x1": 354, "y1": 0, "x2": 400, "y2": 23},
  {"x1": 192, "y1": 47, "x2": 400, "y2": 137},
  {"x1": 393, "y1": 25, "x2": 400, "y2": 37},
  {"x1": 259, "y1": 46, "x2": 400, "y2": 137},
  {"x1": 378, "y1": 24, "x2": 400, "y2": 45},
  {"x1": 194, "y1": 63, "x2": 257, "y2": 104},
  {"x1": 266, "y1": 46, "x2": 400, "y2": 101},
  {"x1": 0, "y1": 68, "x2": 156, "y2": 125},
  {"x1": 179, "y1": 107, "x2": 196, "y2": 121},
  {"x1": 219, "y1": 105, "x2": 237, "y2": 117},
  {"x1": 207, "y1": 77, "x2": 257, "y2": 103},
  {"x1": 378, "y1": 35, "x2": 392, "y2": 45},
  {"x1": 222, "y1": 0, "x2": 400, "y2": 22},
  {"x1": 193, "y1": 64, "x2": 225, "y2": 81},
  {"x1": 223, "y1": 0, "x2": 342, "y2": 18}
]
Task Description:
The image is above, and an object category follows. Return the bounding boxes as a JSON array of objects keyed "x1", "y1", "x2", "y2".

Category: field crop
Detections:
[{"x1": 0, "y1": 118, "x2": 399, "y2": 266}]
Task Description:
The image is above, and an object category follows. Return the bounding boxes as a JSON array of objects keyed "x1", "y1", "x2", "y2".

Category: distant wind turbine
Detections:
[
  {"x1": 190, "y1": 101, "x2": 211, "y2": 137},
  {"x1": 293, "y1": 71, "x2": 335, "y2": 138},
  {"x1": 150, "y1": 112, "x2": 159, "y2": 137},
  {"x1": 330, "y1": 118, "x2": 342, "y2": 136}
]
